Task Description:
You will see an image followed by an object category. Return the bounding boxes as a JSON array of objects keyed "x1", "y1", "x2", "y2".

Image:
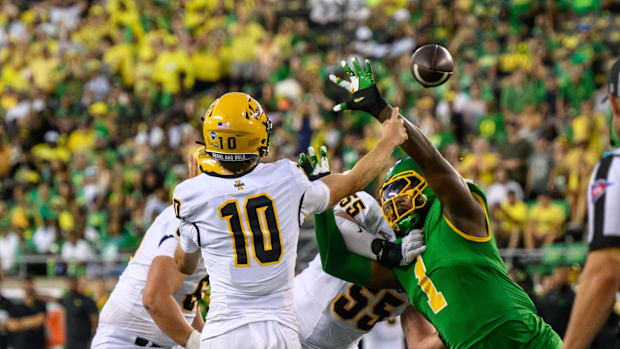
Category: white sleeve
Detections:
[
  {"x1": 299, "y1": 180, "x2": 331, "y2": 223},
  {"x1": 284, "y1": 159, "x2": 331, "y2": 223},
  {"x1": 334, "y1": 215, "x2": 380, "y2": 261},
  {"x1": 153, "y1": 235, "x2": 179, "y2": 259},
  {"x1": 178, "y1": 220, "x2": 200, "y2": 253}
]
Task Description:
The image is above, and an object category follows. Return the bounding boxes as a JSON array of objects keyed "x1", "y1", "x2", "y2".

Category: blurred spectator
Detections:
[
  {"x1": 61, "y1": 230, "x2": 95, "y2": 263},
  {"x1": 537, "y1": 267, "x2": 574, "y2": 338},
  {"x1": 525, "y1": 193, "x2": 566, "y2": 249},
  {"x1": 90, "y1": 277, "x2": 110, "y2": 311},
  {"x1": 33, "y1": 216, "x2": 60, "y2": 254},
  {"x1": 498, "y1": 121, "x2": 533, "y2": 187},
  {"x1": 0, "y1": 220, "x2": 20, "y2": 272},
  {"x1": 494, "y1": 190, "x2": 528, "y2": 249},
  {"x1": 526, "y1": 137, "x2": 553, "y2": 199},
  {"x1": 6, "y1": 277, "x2": 46, "y2": 349},
  {"x1": 459, "y1": 138, "x2": 498, "y2": 187},
  {"x1": 0, "y1": 273, "x2": 10, "y2": 349},
  {"x1": 59, "y1": 276, "x2": 99, "y2": 349},
  {"x1": 486, "y1": 168, "x2": 524, "y2": 208}
]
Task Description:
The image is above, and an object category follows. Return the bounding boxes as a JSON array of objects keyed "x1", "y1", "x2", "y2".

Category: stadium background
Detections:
[{"x1": 1, "y1": 0, "x2": 620, "y2": 347}]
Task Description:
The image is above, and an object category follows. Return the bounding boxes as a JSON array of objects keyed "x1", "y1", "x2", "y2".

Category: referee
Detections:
[{"x1": 563, "y1": 59, "x2": 620, "y2": 349}]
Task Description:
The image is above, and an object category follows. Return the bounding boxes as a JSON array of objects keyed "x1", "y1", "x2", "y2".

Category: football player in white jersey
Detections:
[
  {"x1": 295, "y1": 191, "x2": 442, "y2": 348},
  {"x1": 172, "y1": 92, "x2": 408, "y2": 349},
  {"x1": 294, "y1": 152, "x2": 442, "y2": 349},
  {"x1": 91, "y1": 151, "x2": 214, "y2": 349}
]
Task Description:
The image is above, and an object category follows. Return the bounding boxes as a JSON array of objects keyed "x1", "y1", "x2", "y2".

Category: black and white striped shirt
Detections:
[{"x1": 588, "y1": 148, "x2": 620, "y2": 251}]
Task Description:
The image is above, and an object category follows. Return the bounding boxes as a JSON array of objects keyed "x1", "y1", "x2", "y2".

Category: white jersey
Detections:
[
  {"x1": 97, "y1": 206, "x2": 208, "y2": 348},
  {"x1": 587, "y1": 148, "x2": 620, "y2": 251},
  {"x1": 174, "y1": 159, "x2": 330, "y2": 339},
  {"x1": 294, "y1": 191, "x2": 409, "y2": 349}
]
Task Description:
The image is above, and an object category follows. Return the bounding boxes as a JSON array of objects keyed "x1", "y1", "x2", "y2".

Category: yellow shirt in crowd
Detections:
[
  {"x1": 529, "y1": 203, "x2": 565, "y2": 234},
  {"x1": 499, "y1": 200, "x2": 528, "y2": 233}
]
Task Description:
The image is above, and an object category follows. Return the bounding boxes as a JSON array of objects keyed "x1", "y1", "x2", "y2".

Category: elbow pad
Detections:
[{"x1": 371, "y1": 239, "x2": 403, "y2": 268}]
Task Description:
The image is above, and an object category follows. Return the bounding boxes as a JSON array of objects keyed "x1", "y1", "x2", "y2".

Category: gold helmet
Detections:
[
  {"x1": 192, "y1": 146, "x2": 224, "y2": 175},
  {"x1": 202, "y1": 92, "x2": 272, "y2": 162}
]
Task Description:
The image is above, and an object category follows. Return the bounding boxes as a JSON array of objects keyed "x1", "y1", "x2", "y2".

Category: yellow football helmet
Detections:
[
  {"x1": 192, "y1": 146, "x2": 224, "y2": 175},
  {"x1": 202, "y1": 92, "x2": 271, "y2": 162}
]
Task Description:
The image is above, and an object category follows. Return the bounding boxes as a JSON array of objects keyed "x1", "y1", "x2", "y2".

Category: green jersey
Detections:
[{"x1": 394, "y1": 184, "x2": 561, "y2": 348}]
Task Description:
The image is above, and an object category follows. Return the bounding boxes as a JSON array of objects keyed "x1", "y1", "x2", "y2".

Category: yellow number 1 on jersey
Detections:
[{"x1": 414, "y1": 255, "x2": 447, "y2": 314}]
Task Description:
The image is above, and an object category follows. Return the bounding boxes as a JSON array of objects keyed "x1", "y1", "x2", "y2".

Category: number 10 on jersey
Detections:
[{"x1": 219, "y1": 193, "x2": 283, "y2": 266}]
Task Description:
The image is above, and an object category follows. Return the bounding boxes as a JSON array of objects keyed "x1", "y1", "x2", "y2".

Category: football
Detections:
[{"x1": 410, "y1": 44, "x2": 454, "y2": 88}]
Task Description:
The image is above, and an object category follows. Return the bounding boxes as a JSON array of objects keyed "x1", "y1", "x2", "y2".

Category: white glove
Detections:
[
  {"x1": 400, "y1": 229, "x2": 426, "y2": 266},
  {"x1": 185, "y1": 330, "x2": 201, "y2": 349},
  {"x1": 298, "y1": 145, "x2": 330, "y2": 180}
]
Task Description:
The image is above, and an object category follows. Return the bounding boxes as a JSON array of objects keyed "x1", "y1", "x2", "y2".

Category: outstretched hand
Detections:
[
  {"x1": 329, "y1": 57, "x2": 387, "y2": 117},
  {"x1": 298, "y1": 145, "x2": 330, "y2": 181}
]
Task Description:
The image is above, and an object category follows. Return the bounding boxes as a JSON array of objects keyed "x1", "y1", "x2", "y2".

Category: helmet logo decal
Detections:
[
  {"x1": 209, "y1": 131, "x2": 218, "y2": 141},
  {"x1": 246, "y1": 103, "x2": 263, "y2": 120}
]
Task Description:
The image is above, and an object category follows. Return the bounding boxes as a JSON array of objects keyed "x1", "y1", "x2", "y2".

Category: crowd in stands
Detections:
[{"x1": 0, "y1": 0, "x2": 619, "y2": 275}]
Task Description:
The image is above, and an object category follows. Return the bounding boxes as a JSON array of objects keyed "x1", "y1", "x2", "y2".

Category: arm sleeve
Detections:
[
  {"x1": 300, "y1": 180, "x2": 330, "y2": 220},
  {"x1": 178, "y1": 221, "x2": 200, "y2": 253},
  {"x1": 153, "y1": 234, "x2": 179, "y2": 259},
  {"x1": 314, "y1": 209, "x2": 373, "y2": 287},
  {"x1": 286, "y1": 160, "x2": 331, "y2": 224},
  {"x1": 334, "y1": 215, "x2": 380, "y2": 261}
]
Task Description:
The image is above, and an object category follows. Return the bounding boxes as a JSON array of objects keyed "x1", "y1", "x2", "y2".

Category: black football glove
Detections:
[{"x1": 329, "y1": 58, "x2": 387, "y2": 118}]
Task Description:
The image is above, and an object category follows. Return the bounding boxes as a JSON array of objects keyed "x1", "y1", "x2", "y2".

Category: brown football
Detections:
[{"x1": 410, "y1": 44, "x2": 454, "y2": 88}]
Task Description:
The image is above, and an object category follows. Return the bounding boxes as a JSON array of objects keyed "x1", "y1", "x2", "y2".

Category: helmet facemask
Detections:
[{"x1": 379, "y1": 170, "x2": 429, "y2": 236}]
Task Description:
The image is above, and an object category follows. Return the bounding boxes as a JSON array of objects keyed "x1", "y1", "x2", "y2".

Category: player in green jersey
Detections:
[{"x1": 312, "y1": 58, "x2": 563, "y2": 348}]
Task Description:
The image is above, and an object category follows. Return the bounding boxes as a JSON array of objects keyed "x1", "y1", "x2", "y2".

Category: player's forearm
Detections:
[
  {"x1": 323, "y1": 138, "x2": 397, "y2": 207},
  {"x1": 376, "y1": 105, "x2": 478, "y2": 222},
  {"x1": 144, "y1": 293, "x2": 195, "y2": 346},
  {"x1": 191, "y1": 305, "x2": 204, "y2": 332},
  {"x1": 144, "y1": 255, "x2": 195, "y2": 346},
  {"x1": 563, "y1": 253, "x2": 620, "y2": 349},
  {"x1": 376, "y1": 105, "x2": 441, "y2": 169}
]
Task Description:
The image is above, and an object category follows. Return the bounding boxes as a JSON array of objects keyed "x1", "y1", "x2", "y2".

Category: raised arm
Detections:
[
  {"x1": 320, "y1": 107, "x2": 407, "y2": 207},
  {"x1": 330, "y1": 58, "x2": 486, "y2": 238}
]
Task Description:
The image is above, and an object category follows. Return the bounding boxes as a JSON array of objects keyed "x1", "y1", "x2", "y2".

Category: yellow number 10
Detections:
[{"x1": 414, "y1": 255, "x2": 447, "y2": 314}]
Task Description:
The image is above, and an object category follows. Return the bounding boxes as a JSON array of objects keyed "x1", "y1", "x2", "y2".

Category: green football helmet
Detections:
[{"x1": 379, "y1": 157, "x2": 436, "y2": 236}]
